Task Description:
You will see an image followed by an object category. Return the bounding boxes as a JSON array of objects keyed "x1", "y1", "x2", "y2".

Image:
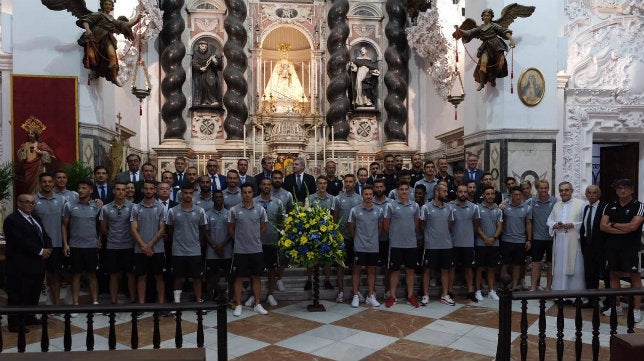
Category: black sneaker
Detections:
[
  {"x1": 324, "y1": 280, "x2": 334, "y2": 290},
  {"x1": 304, "y1": 281, "x2": 312, "y2": 291},
  {"x1": 467, "y1": 292, "x2": 478, "y2": 303}
]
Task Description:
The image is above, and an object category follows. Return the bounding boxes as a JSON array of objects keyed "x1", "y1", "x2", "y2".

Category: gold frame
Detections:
[{"x1": 517, "y1": 67, "x2": 545, "y2": 107}]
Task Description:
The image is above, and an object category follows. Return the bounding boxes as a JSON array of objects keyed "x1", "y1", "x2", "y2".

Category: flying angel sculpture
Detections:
[
  {"x1": 41, "y1": 0, "x2": 142, "y2": 86},
  {"x1": 452, "y1": 3, "x2": 535, "y2": 91}
]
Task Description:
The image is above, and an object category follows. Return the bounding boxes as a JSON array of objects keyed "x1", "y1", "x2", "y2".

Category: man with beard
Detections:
[
  {"x1": 529, "y1": 180, "x2": 557, "y2": 292},
  {"x1": 333, "y1": 174, "x2": 362, "y2": 302},
  {"x1": 381, "y1": 154, "x2": 398, "y2": 194},
  {"x1": 476, "y1": 172, "x2": 503, "y2": 205},
  {"x1": 450, "y1": 184, "x2": 481, "y2": 303},
  {"x1": 501, "y1": 187, "x2": 533, "y2": 290},
  {"x1": 33, "y1": 173, "x2": 68, "y2": 307},
  {"x1": 383, "y1": 181, "x2": 420, "y2": 308},
  {"x1": 475, "y1": 186, "x2": 503, "y2": 301},
  {"x1": 323, "y1": 160, "x2": 343, "y2": 196},
  {"x1": 410, "y1": 153, "x2": 424, "y2": 186},
  {"x1": 131, "y1": 181, "x2": 167, "y2": 310},
  {"x1": 223, "y1": 170, "x2": 242, "y2": 209},
  {"x1": 372, "y1": 179, "x2": 392, "y2": 295},
  {"x1": 194, "y1": 175, "x2": 214, "y2": 213},
  {"x1": 204, "y1": 190, "x2": 232, "y2": 302},
  {"x1": 270, "y1": 170, "x2": 293, "y2": 291},
  {"x1": 420, "y1": 184, "x2": 455, "y2": 306},
  {"x1": 435, "y1": 158, "x2": 456, "y2": 201},
  {"x1": 307, "y1": 176, "x2": 337, "y2": 290}
]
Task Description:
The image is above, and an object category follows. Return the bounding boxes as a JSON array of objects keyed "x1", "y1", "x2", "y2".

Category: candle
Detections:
[
  {"x1": 252, "y1": 126, "x2": 256, "y2": 170},
  {"x1": 243, "y1": 125, "x2": 247, "y2": 159},
  {"x1": 323, "y1": 125, "x2": 326, "y2": 167},
  {"x1": 314, "y1": 123, "x2": 318, "y2": 172},
  {"x1": 260, "y1": 126, "x2": 264, "y2": 162},
  {"x1": 331, "y1": 125, "x2": 335, "y2": 160}
]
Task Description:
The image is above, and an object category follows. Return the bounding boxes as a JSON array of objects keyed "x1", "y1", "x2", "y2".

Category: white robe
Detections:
[{"x1": 546, "y1": 198, "x2": 585, "y2": 291}]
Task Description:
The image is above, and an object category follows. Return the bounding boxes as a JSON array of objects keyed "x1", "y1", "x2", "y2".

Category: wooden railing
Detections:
[
  {"x1": 495, "y1": 275, "x2": 644, "y2": 361},
  {"x1": 0, "y1": 302, "x2": 227, "y2": 361}
]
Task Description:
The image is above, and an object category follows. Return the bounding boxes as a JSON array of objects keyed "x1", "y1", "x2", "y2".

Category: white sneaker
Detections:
[
  {"x1": 358, "y1": 292, "x2": 365, "y2": 303},
  {"x1": 336, "y1": 291, "x2": 345, "y2": 303},
  {"x1": 173, "y1": 290, "x2": 182, "y2": 303},
  {"x1": 474, "y1": 290, "x2": 484, "y2": 302},
  {"x1": 488, "y1": 290, "x2": 500, "y2": 301},
  {"x1": 634, "y1": 309, "x2": 641, "y2": 323},
  {"x1": 244, "y1": 295, "x2": 255, "y2": 307},
  {"x1": 233, "y1": 305, "x2": 242, "y2": 317},
  {"x1": 351, "y1": 294, "x2": 360, "y2": 308},
  {"x1": 440, "y1": 294, "x2": 455, "y2": 306},
  {"x1": 266, "y1": 294, "x2": 278, "y2": 306},
  {"x1": 276, "y1": 279, "x2": 286, "y2": 292},
  {"x1": 602, "y1": 307, "x2": 623, "y2": 317},
  {"x1": 366, "y1": 295, "x2": 380, "y2": 307},
  {"x1": 421, "y1": 295, "x2": 429, "y2": 306},
  {"x1": 254, "y1": 304, "x2": 268, "y2": 315}
]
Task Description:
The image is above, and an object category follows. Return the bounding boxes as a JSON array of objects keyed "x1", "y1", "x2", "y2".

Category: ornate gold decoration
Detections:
[{"x1": 20, "y1": 116, "x2": 47, "y2": 134}]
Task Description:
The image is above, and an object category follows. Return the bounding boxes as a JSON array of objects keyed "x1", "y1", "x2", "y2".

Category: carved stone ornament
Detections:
[
  {"x1": 261, "y1": 4, "x2": 312, "y2": 24},
  {"x1": 349, "y1": 117, "x2": 378, "y2": 142},
  {"x1": 191, "y1": 114, "x2": 223, "y2": 140},
  {"x1": 352, "y1": 24, "x2": 375, "y2": 37},
  {"x1": 195, "y1": 17, "x2": 219, "y2": 32}
]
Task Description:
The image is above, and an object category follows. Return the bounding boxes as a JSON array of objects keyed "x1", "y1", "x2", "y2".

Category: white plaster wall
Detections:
[
  {"x1": 412, "y1": 0, "x2": 464, "y2": 153},
  {"x1": 462, "y1": 0, "x2": 559, "y2": 134}
]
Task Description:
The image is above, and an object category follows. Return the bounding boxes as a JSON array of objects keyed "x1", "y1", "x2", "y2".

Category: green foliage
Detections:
[
  {"x1": 63, "y1": 161, "x2": 93, "y2": 192},
  {"x1": 0, "y1": 161, "x2": 16, "y2": 201}
]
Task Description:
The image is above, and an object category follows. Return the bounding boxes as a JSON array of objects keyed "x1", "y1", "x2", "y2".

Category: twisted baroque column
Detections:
[
  {"x1": 160, "y1": 0, "x2": 187, "y2": 139},
  {"x1": 223, "y1": 0, "x2": 248, "y2": 140},
  {"x1": 384, "y1": 0, "x2": 409, "y2": 142},
  {"x1": 325, "y1": 0, "x2": 350, "y2": 141}
]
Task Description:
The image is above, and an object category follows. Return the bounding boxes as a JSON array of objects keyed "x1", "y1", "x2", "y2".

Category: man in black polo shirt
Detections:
[{"x1": 600, "y1": 179, "x2": 644, "y2": 322}]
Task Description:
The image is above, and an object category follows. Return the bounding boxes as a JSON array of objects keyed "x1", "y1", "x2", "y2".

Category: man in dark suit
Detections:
[
  {"x1": 464, "y1": 153, "x2": 484, "y2": 188},
  {"x1": 92, "y1": 165, "x2": 114, "y2": 204},
  {"x1": 237, "y1": 158, "x2": 258, "y2": 195},
  {"x1": 172, "y1": 156, "x2": 187, "y2": 187},
  {"x1": 580, "y1": 185, "x2": 607, "y2": 292},
  {"x1": 283, "y1": 157, "x2": 316, "y2": 203},
  {"x1": 116, "y1": 153, "x2": 142, "y2": 184},
  {"x1": 206, "y1": 158, "x2": 227, "y2": 192},
  {"x1": 3, "y1": 194, "x2": 53, "y2": 333},
  {"x1": 254, "y1": 156, "x2": 274, "y2": 185}
]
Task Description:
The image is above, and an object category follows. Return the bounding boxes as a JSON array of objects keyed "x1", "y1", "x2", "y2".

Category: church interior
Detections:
[{"x1": 0, "y1": 0, "x2": 642, "y2": 360}]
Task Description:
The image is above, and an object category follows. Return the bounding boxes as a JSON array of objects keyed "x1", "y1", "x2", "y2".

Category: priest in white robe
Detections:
[{"x1": 546, "y1": 181, "x2": 586, "y2": 291}]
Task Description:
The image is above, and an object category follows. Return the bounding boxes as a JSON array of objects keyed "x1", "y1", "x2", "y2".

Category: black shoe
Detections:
[
  {"x1": 8, "y1": 327, "x2": 30, "y2": 333},
  {"x1": 581, "y1": 301, "x2": 594, "y2": 309},
  {"x1": 467, "y1": 292, "x2": 478, "y2": 303},
  {"x1": 304, "y1": 281, "x2": 312, "y2": 291},
  {"x1": 159, "y1": 311, "x2": 173, "y2": 317},
  {"x1": 324, "y1": 280, "x2": 334, "y2": 290},
  {"x1": 25, "y1": 317, "x2": 41, "y2": 326}
]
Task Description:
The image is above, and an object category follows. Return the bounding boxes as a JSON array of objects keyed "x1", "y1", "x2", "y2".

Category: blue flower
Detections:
[
  {"x1": 298, "y1": 245, "x2": 309, "y2": 254},
  {"x1": 311, "y1": 232, "x2": 321, "y2": 240},
  {"x1": 320, "y1": 243, "x2": 331, "y2": 254}
]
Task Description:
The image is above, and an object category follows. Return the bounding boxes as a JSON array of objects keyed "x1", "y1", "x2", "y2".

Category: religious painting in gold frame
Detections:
[{"x1": 517, "y1": 67, "x2": 545, "y2": 107}]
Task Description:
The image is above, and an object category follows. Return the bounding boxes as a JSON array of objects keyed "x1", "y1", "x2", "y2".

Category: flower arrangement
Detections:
[{"x1": 277, "y1": 200, "x2": 346, "y2": 268}]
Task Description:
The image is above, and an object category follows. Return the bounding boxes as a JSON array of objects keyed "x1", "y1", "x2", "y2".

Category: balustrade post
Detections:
[{"x1": 495, "y1": 274, "x2": 513, "y2": 361}]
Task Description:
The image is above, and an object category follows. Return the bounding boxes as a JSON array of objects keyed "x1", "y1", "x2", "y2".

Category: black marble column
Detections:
[
  {"x1": 223, "y1": 0, "x2": 248, "y2": 140},
  {"x1": 325, "y1": 0, "x2": 350, "y2": 141},
  {"x1": 384, "y1": 0, "x2": 409, "y2": 142},
  {"x1": 160, "y1": 0, "x2": 187, "y2": 139}
]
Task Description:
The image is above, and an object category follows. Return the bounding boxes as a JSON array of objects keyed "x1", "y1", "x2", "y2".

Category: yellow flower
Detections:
[
  {"x1": 307, "y1": 252, "x2": 315, "y2": 260},
  {"x1": 289, "y1": 250, "x2": 298, "y2": 258},
  {"x1": 300, "y1": 236, "x2": 308, "y2": 244},
  {"x1": 283, "y1": 239, "x2": 292, "y2": 248},
  {"x1": 320, "y1": 225, "x2": 327, "y2": 232}
]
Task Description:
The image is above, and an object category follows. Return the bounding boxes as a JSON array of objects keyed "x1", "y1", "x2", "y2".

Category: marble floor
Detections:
[{"x1": 1, "y1": 286, "x2": 641, "y2": 361}]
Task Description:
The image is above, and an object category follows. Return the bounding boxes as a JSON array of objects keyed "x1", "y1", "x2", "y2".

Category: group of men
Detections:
[{"x1": 3, "y1": 151, "x2": 642, "y2": 332}]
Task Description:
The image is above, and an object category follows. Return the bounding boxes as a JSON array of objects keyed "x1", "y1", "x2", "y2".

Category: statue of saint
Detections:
[
  {"x1": 192, "y1": 40, "x2": 223, "y2": 106},
  {"x1": 350, "y1": 47, "x2": 380, "y2": 108},
  {"x1": 16, "y1": 118, "x2": 56, "y2": 194}
]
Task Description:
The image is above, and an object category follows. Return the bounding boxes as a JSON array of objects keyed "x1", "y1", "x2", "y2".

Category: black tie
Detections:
[
  {"x1": 585, "y1": 205, "x2": 593, "y2": 239},
  {"x1": 162, "y1": 201, "x2": 167, "y2": 207},
  {"x1": 28, "y1": 216, "x2": 43, "y2": 242},
  {"x1": 297, "y1": 174, "x2": 302, "y2": 190},
  {"x1": 99, "y1": 185, "x2": 105, "y2": 201}
]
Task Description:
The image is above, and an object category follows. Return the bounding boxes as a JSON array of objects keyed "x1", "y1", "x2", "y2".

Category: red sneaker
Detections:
[
  {"x1": 385, "y1": 296, "x2": 396, "y2": 308},
  {"x1": 407, "y1": 296, "x2": 420, "y2": 308}
]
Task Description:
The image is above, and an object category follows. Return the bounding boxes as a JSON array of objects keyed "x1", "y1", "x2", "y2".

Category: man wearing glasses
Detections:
[{"x1": 4, "y1": 194, "x2": 53, "y2": 332}]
